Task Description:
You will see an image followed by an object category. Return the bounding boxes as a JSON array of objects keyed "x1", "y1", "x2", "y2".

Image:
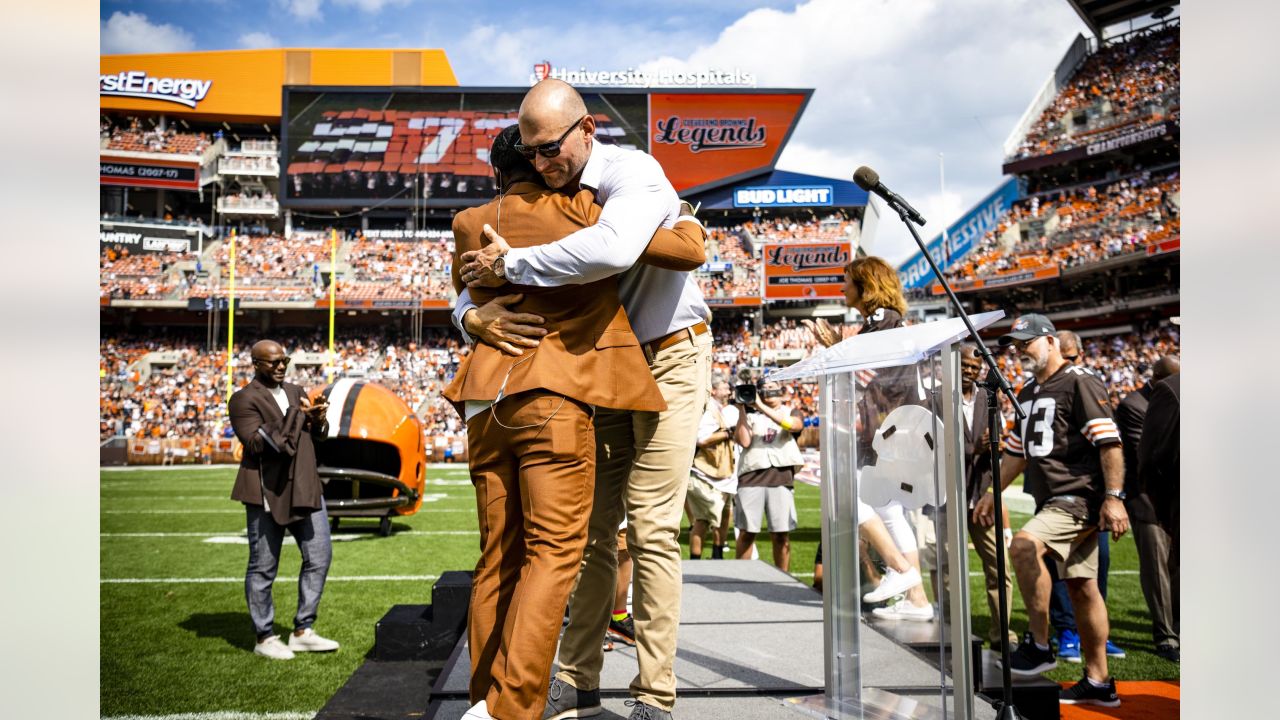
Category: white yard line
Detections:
[
  {"x1": 103, "y1": 508, "x2": 476, "y2": 514},
  {"x1": 102, "y1": 496, "x2": 231, "y2": 501},
  {"x1": 101, "y1": 530, "x2": 479, "y2": 538},
  {"x1": 102, "y1": 574, "x2": 439, "y2": 584},
  {"x1": 790, "y1": 570, "x2": 1138, "y2": 579},
  {"x1": 104, "y1": 707, "x2": 314, "y2": 712},
  {"x1": 100, "y1": 465, "x2": 241, "y2": 472}
]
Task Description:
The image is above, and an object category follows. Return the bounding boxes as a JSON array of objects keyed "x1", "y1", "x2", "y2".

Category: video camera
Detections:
[{"x1": 735, "y1": 380, "x2": 785, "y2": 407}]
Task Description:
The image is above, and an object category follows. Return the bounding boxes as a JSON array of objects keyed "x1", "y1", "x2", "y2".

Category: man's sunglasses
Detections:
[
  {"x1": 254, "y1": 357, "x2": 290, "y2": 367},
  {"x1": 514, "y1": 115, "x2": 587, "y2": 159}
]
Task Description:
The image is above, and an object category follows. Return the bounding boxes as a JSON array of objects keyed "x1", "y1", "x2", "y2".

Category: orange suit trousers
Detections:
[{"x1": 466, "y1": 391, "x2": 596, "y2": 720}]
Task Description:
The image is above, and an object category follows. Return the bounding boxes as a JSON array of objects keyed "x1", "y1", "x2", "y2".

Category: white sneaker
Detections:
[
  {"x1": 461, "y1": 699, "x2": 494, "y2": 719},
  {"x1": 872, "y1": 598, "x2": 935, "y2": 622},
  {"x1": 862, "y1": 567, "x2": 923, "y2": 603},
  {"x1": 254, "y1": 635, "x2": 295, "y2": 660},
  {"x1": 288, "y1": 628, "x2": 340, "y2": 652}
]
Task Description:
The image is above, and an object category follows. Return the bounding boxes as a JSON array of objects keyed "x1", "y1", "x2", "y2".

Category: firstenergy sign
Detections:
[{"x1": 100, "y1": 71, "x2": 213, "y2": 109}]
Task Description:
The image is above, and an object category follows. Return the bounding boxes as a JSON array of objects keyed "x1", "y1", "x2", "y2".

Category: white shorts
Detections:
[{"x1": 735, "y1": 486, "x2": 798, "y2": 534}]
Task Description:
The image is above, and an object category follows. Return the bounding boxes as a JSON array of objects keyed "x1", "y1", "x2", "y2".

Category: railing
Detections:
[
  {"x1": 218, "y1": 155, "x2": 280, "y2": 176},
  {"x1": 100, "y1": 214, "x2": 209, "y2": 232},
  {"x1": 237, "y1": 138, "x2": 278, "y2": 156},
  {"x1": 217, "y1": 196, "x2": 280, "y2": 215}
]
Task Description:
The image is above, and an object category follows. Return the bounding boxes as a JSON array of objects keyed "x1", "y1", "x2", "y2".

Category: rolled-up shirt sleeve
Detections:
[{"x1": 503, "y1": 152, "x2": 676, "y2": 287}]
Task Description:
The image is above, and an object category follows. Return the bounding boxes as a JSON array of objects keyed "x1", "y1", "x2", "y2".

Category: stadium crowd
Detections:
[
  {"x1": 1010, "y1": 22, "x2": 1179, "y2": 160},
  {"x1": 102, "y1": 119, "x2": 212, "y2": 156},
  {"x1": 100, "y1": 307, "x2": 1177, "y2": 449},
  {"x1": 743, "y1": 212, "x2": 857, "y2": 244},
  {"x1": 944, "y1": 172, "x2": 1179, "y2": 283},
  {"x1": 99, "y1": 329, "x2": 467, "y2": 449},
  {"x1": 102, "y1": 182, "x2": 1175, "y2": 305},
  {"x1": 100, "y1": 247, "x2": 182, "y2": 300}
]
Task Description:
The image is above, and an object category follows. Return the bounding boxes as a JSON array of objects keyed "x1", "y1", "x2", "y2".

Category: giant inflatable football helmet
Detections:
[{"x1": 310, "y1": 378, "x2": 427, "y2": 535}]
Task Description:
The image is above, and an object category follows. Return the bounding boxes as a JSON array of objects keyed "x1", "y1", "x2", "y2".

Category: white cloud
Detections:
[
  {"x1": 282, "y1": 0, "x2": 323, "y2": 22},
  {"x1": 633, "y1": 0, "x2": 1087, "y2": 265},
  {"x1": 100, "y1": 11, "x2": 197, "y2": 55},
  {"x1": 438, "y1": 21, "x2": 706, "y2": 87},
  {"x1": 238, "y1": 31, "x2": 280, "y2": 49},
  {"x1": 335, "y1": 0, "x2": 411, "y2": 11}
]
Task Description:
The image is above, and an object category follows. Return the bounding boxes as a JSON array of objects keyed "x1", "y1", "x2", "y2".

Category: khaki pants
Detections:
[
  {"x1": 921, "y1": 509, "x2": 1016, "y2": 647},
  {"x1": 467, "y1": 392, "x2": 597, "y2": 720},
  {"x1": 556, "y1": 332, "x2": 711, "y2": 711},
  {"x1": 968, "y1": 516, "x2": 1017, "y2": 647}
]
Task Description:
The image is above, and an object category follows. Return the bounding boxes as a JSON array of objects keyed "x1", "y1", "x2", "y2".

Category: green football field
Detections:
[{"x1": 100, "y1": 465, "x2": 1178, "y2": 718}]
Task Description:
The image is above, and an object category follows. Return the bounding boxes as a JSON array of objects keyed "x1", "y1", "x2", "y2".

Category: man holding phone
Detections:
[{"x1": 228, "y1": 339, "x2": 339, "y2": 660}]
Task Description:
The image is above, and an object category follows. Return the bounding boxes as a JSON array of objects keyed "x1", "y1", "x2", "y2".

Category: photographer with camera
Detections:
[{"x1": 732, "y1": 379, "x2": 806, "y2": 572}]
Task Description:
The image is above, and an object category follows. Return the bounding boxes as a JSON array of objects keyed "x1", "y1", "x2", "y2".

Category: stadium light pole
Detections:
[
  {"x1": 879, "y1": 189, "x2": 1028, "y2": 720},
  {"x1": 224, "y1": 229, "x2": 236, "y2": 400},
  {"x1": 328, "y1": 228, "x2": 337, "y2": 383}
]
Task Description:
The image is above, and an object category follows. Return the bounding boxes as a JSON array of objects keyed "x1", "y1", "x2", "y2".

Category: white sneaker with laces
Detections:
[
  {"x1": 862, "y1": 567, "x2": 923, "y2": 603},
  {"x1": 872, "y1": 598, "x2": 935, "y2": 622},
  {"x1": 461, "y1": 699, "x2": 494, "y2": 719},
  {"x1": 288, "y1": 628, "x2": 340, "y2": 652},
  {"x1": 254, "y1": 635, "x2": 295, "y2": 660}
]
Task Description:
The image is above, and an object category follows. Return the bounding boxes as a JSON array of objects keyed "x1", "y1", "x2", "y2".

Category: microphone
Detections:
[{"x1": 853, "y1": 166, "x2": 926, "y2": 226}]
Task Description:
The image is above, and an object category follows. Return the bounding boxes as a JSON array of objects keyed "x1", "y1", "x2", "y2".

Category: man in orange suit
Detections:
[{"x1": 444, "y1": 125, "x2": 706, "y2": 720}]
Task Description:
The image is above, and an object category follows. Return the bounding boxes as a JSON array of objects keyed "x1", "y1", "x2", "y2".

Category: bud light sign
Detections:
[{"x1": 734, "y1": 185, "x2": 833, "y2": 208}]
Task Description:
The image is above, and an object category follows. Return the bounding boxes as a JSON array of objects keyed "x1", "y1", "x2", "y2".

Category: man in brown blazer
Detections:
[
  {"x1": 228, "y1": 339, "x2": 339, "y2": 661},
  {"x1": 443, "y1": 125, "x2": 705, "y2": 720}
]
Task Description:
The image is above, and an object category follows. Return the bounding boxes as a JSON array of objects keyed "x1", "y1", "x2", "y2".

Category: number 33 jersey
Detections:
[{"x1": 1005, "y1": 364, "x2": 1121, "y2": 510}]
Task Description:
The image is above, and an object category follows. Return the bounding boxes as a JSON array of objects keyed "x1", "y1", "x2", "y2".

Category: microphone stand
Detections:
[{"x1": 889, "y1": 202, "x2": 1027, "y2": 720}]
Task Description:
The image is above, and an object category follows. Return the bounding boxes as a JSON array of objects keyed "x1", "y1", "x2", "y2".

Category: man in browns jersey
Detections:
[{"x1": 973, "y1": 313, "x2": 1130, "y2": 708}]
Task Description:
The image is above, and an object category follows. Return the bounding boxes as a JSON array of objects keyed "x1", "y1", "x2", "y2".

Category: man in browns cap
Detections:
[{"x1": 973, "y1": 313, "x2": 1130, "y2": 707}]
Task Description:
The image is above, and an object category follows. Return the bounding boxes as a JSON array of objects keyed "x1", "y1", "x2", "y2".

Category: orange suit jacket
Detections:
[{"x1": 443, "y1": 181, "x2": 705, "y2": 413}]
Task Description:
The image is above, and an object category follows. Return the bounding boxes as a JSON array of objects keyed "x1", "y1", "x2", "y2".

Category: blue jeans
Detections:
[
  {"x1": 244, "y1": 500, "x2": 332, "y2": 639},
  {"x1": 1048, "y1": 530, "x2": 1109, "y2": 635}
]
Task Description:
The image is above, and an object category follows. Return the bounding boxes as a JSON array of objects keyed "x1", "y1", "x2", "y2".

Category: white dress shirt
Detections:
[{"x1": 452, "y1": 141, "x2": 709, "y2": 344}]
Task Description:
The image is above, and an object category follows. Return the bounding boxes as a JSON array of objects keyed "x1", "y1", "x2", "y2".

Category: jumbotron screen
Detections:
[
  {"x1": 282, "y1": 86, "x2": 811, "y2": 207},
  {"x1": 282, "y1": 88, "x2": 648, "y2": 206}
]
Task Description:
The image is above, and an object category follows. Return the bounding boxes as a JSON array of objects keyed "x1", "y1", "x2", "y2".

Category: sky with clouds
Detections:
[{"x1": 98, "y1": 0, "x2": 1130, "y2": 265}]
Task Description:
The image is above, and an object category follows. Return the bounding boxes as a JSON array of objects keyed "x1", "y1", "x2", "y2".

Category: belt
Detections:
[{"x1": 643, "y1": 321, "x2": 709, "y2": 359}]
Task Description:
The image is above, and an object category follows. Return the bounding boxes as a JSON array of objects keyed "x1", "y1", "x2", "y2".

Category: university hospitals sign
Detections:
[
  {"x1": 99, "y1": 71, "x2": 213, "y2": 109},
  {"x1": 530, "y1": 61, "x2": 756, "y2": 88}
]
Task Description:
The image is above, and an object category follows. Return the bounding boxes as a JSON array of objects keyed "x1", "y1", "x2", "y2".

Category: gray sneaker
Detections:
[
  {"x1": 543, "y1": 677, "x2": 601, "y2": 719},
  {"x1": 625, "y1": 699, "x2": 673, "y2": 720}
]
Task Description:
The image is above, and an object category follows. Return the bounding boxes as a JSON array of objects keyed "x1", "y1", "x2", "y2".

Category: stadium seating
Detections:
[
  {"x1": 742, "y1": 213, "x2": 857, "y2": 245},
  {"x1": 345, "y1": 234, "x2": 454, "y2": 299},
  {"x1": 99, "y1": 312, "x2": 1177, "y2": 461},
  {"x1": 100, "y1": 247, "x2": 183, "y2": 300},
  {"x1": 944, "y1": 172, "x2": 1179, "y2": 283},
  {"x1": 99, "y1": 329, "x2": 469, "y2": 454},
  {"x1": 1009, "y1": 23, "x2": 1179, "y2": 161},
  {"x1": 102, "y1": 120, "x2": 212, "y2": 156}
]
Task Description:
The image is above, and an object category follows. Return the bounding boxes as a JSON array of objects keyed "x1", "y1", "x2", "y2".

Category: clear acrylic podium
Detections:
[{"x1": 769, "y1": 310, "x2": 1004, "y2": 720}]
